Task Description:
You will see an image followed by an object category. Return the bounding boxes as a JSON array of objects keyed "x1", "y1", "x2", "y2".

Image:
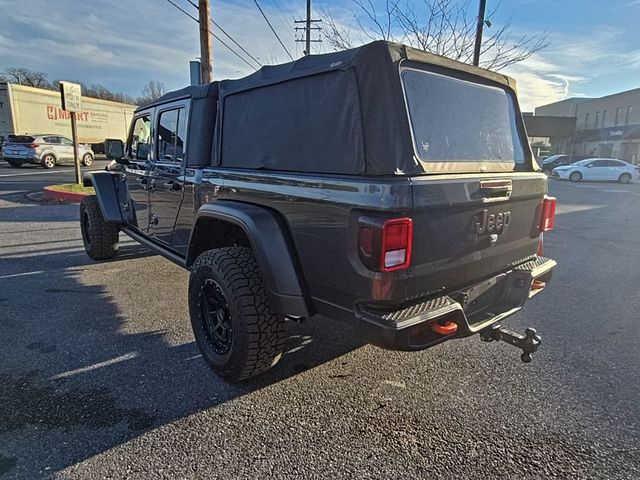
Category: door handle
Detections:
[{"x1": 165, "y1": 180, "x2": 182, "y2": 192}]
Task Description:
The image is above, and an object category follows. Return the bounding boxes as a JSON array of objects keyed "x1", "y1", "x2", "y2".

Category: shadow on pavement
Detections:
[{"x1": 0, "y1": 230, "x2": 363, "y2": 479}]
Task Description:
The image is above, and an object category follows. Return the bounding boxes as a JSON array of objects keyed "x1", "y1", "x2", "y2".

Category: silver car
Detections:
[{"x1": 1, "y1": 134, "x2": 94, "y2": 169}]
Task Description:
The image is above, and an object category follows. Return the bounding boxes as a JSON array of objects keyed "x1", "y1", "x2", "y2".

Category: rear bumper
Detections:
[
  {"x1": 355, "y1": 256, "x2": 556, "y2": 351},
  {"x1": 3, "y1": 155, "x2": 38, "y2": 164}
]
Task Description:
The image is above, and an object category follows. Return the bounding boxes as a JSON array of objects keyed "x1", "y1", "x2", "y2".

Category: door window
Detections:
[
  {"x1": 128, "y1": 115, "x2": 152, "y2": 161},
  {"x1": 43, "y1": 136, "x2": 60, "y2": 144},
  {"x1": 156, "y1": 108, "x2": 186, "y2": 162},
  {"x1": 60, "y1": 137, "x2": 73, "y2": 146}
]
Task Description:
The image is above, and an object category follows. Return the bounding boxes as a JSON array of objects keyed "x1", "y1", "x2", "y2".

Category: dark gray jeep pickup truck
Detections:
[{"x1": 80, "y1": 41, "x2": 557, "y2": 382}]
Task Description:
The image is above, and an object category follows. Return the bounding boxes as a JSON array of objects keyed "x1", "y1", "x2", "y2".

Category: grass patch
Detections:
[{"x1": 48, "y1": 184, "x2": 95, "y2": 194}]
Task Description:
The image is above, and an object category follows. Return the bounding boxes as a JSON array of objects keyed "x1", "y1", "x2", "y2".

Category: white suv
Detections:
[{"x1": 2, "y1": 134, "x2": 94, "y2": 169}]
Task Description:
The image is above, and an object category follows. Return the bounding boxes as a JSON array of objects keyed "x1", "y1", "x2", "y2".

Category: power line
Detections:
[
  {"x1": 253, "y1": 0, "x2": 295, "y2": 61},
  {"x1": 284, "y1": 0, "x2": 306, "y2": 23},
  {"x1": 185, "y1": 0, "x2": 263, "y2": 68},
  {"x1": 163, "y1": 0, "x2": 259, "y2": 71},
  {"x1": 272, "y1": 0, "x2": 295, "y2": 31}
]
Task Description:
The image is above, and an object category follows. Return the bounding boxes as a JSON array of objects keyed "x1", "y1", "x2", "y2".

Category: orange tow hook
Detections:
[
  {"x1": 531, "y1": 279, "x2": 546, "y2": 291},
  {"x1": 431, "y1": 320, "x2": 458, "y2": 336}
]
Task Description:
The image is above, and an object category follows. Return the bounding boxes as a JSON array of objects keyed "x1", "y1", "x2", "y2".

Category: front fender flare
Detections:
[
  {"x1": 83, "y1": 171, "x2": 125, "y2": 224},
  {"x1": 187, "y1": 202, "x2": 310, "y2": 317}
]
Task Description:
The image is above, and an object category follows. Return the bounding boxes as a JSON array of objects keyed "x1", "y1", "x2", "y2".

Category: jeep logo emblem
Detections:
[{"x1": 472, "y1": 209, "x2": 511, "y2": 235}]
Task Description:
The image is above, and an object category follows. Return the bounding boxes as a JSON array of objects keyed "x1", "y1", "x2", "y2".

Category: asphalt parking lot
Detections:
[{"x1": 1, "y1": 164, "x2": 639, "y2": 479}]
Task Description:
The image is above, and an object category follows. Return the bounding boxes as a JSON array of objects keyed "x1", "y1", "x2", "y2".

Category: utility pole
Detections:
[
  {"x1": 198, "y1": 0, "x2": 213, "y2": 83},
  {"x1": 295, "y1": 0, "x2": 322, "y2": 56},
  {"x1": 472, "y1": 0, "x2": 487, "y2": 66}
]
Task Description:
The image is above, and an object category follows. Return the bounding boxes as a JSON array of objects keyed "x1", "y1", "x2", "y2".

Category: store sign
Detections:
[
  {"x1": 59, "y1": 81, "x2": 82, "y2": 112},
  {"x1": 609, "y1": 130, "x2": 624, "y2": 137}
]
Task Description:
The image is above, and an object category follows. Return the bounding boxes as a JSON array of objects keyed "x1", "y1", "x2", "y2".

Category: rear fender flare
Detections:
[{"x1": 187, "y1": 202, "x2": 311, "y2": 317}]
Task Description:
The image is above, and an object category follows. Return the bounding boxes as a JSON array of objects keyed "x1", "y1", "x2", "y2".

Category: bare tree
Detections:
[
  {"x1": 322, "y1": 0, "x2": 548, "y2": 71},
  {"x1": 2, "y1": 67, "x2": 51, "y2": 88},
  {"x1": 83, "y1": 84, "x2": 136, "y2": 104},
  {"x1": 139, "y1": 80, "x2": 167, "y2": 103},
  {"x1": 2, "y1": 68, "x2": 140, "y2": 104}
]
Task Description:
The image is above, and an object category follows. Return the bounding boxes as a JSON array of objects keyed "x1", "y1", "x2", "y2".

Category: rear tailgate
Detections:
[
  {"x1": 4, "y1": 136, "x2": 35, "y2": 156},
  {"x1": 406, "y1": 173, "x2": 546, "y2": 299}
]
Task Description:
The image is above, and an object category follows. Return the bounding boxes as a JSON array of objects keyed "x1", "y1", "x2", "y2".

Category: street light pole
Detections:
[{"x1": 472, "y1": 0, "x2": 487, "y2": 66}]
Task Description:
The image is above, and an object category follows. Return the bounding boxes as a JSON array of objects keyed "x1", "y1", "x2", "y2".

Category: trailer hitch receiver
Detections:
[{"x1": 480, "y1": 324, "x2": 541, "y2": 363}]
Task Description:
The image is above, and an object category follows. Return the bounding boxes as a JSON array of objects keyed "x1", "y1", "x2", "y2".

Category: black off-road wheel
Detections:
[
  {"x1": 189, "y1": 247, "x2": 286, "y2": 382},
  {"x1": 79, "y1": 195, "x2": 119, "y2": 260}
]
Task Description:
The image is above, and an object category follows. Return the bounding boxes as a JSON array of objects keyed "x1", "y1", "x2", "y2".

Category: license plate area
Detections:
[{"x1": 451, "y1": 273, "x2": 508, "y2": 321}]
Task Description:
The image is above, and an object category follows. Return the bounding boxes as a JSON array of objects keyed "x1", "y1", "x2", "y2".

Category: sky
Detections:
[{"x1": 0, "y1": 0, "x2": 638, "y2": 111}]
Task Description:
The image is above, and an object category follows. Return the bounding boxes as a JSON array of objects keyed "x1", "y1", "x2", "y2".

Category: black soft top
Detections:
[
  {"x1": 139, "y1": 41, "x2": 523, "y2": 174},
  {"x1": 218, "y1": 40, "x2": 517, "y2": 95},
  {"x1": 137, "y1": 82, "x2": 218, "y2": 111}
]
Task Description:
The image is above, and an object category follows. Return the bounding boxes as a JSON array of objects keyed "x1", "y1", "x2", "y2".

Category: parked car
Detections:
[
  {"x1": 541, "y1": 154, "x2": 593, "y2": 173},
  {"x1": 80, "y1": 41, "x2": 556, "y2": 382},
  {"x1": 552, "y1": 158, "x2": 639, "y2": 183},
  {"x1": 2, "y1": 134, "x2": 94, "y2": 169}
]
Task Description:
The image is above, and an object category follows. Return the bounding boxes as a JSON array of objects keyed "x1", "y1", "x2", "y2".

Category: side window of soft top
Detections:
[
  {"x1": 157, "y1": 107, "x2": 186, "y2": 163},
  {"x1": 127, "y1": 114, "x2": 152, "y2": 161}
]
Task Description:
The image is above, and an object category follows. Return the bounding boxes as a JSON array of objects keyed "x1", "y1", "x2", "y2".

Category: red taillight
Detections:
[
  {"x1": 539, "y1": 196, "x2": 556, "y2": 232},
  {"x1": 381, "y1": 218, "x2": 413, "y2": 272},
  {"x1": 27, "y1": 143, "x2": 39, "y2": 148}
]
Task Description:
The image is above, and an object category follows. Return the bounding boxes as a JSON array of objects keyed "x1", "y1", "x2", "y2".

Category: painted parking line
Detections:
[
  {"x1": 0, "y1": 270, "x2": 45, "y2": 279},
  {"x1": 0, "y1": 169, "x2": 75, "y2": 178},
  {"x1": 50, "y1": 352, "x2": 139, "y2": 380}
]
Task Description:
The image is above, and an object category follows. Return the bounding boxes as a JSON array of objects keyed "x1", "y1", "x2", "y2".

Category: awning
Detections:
[{"x1": 574, "y1": 124, "x2": 640, "y2": 142}]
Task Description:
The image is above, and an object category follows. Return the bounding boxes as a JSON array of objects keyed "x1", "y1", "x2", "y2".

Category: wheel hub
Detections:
[{"x1": 200, "y1": 279, "x2": 232, "y2": 355}]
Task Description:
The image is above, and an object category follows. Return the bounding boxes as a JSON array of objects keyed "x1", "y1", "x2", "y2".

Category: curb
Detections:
[{"x1": 42, "y1": 186, "x2": 92, "y2": 203}]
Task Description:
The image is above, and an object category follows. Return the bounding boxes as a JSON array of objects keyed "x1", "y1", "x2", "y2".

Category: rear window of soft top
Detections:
[{"x1": 401, "y1": 67, "x2": 525, "y2": 170}]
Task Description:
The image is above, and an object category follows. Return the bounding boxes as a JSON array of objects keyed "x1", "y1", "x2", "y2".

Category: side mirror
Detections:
[
  {"x1": 587, "y1": 164, "x2": 594, "y2": 168},
  {"x1": 104, "y1": 139, "x2": 126, "y2": 163}
]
